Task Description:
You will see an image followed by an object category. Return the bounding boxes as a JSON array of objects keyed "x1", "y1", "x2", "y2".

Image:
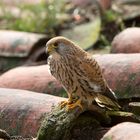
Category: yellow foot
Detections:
[
  {"x1": 59, "y1": 98, "x2": 73, "y2": 108},
  {"x1": 59, "y1": 100, "x2": 68, "y2": 108},
  {"x1": 66, "y1": 99, "x2": 83, "y2": 111}
]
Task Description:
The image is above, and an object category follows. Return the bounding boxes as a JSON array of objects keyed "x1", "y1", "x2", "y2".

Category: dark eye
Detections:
[{"x1": 54, "y1": 42, "x2": 58, "y2": 46}]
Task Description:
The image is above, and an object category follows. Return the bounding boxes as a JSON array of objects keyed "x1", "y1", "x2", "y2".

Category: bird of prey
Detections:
[{"x1": 46, "y1": 36, "x2": 120, "y2": 111}]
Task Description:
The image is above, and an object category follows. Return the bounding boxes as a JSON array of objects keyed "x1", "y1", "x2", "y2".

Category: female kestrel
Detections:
[{"x1": 46, "y1": 36, "x2": 120, "y2": 111}]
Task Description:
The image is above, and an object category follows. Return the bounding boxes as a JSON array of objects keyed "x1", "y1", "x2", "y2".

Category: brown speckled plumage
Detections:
[{"x1": 46, "y1": 36, "x2": 120, "y2": 111}]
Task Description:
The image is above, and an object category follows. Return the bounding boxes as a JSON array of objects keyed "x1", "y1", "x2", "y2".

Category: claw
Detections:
[
  {"x1": 59, "y1": 97, "x2": 73, "y2": 108},
  {"x1": 66, "y1": 99, "x2": 83, "y2": 111},
  {"x1": 59, "y1": 100, "x2": 68, "y2": 108}
]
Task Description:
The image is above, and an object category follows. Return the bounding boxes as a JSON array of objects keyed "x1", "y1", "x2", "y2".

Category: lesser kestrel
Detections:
[{"x1": 46, "y1": 36, "x2": 120, "y2": 111}]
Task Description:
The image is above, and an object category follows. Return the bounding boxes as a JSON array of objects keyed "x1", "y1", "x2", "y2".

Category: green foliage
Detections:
[
  {"x1": 100, "y1": 34, "x2": 110, "y2": 46},
  {"x1": 102, "y1": 9, "x2": 125, "y2": 30},
  {"x1": 0, "y1": 0, "x2": 65, "y2": 33},
  {"x1": 103, "y1": 10, "x2": 119, "y2": 22}
]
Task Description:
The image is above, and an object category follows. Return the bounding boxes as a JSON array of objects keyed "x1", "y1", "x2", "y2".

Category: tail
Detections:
[{"x1": 94, "y1": 87, "x2": 121, "y2": 110}]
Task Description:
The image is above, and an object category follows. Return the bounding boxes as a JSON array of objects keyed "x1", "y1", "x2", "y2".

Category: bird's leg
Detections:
[
  {"x1": 67, "y1": 94, "x2": 73, "y2": 104},
  {"x1": 59, "y1": 93, "x2": 73, "y2": 108},
  {"x1": 66, "y1": 98, "x2": 83, "y2": 111}
]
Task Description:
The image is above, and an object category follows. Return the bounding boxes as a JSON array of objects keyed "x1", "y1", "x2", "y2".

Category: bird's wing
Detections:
[
  {"x1": 79, "y1": 56, "x2": 120, "y2": 109},
  {"x1": 79, "y1": 56, "x2": 106, "y2": 92},
  {"x1": 79, "y1": 56, "x2": 118, "y2": 100}
]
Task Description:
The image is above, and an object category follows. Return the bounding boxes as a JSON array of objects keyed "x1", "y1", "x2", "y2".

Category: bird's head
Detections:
[{"x1": 46, "y1": 36, "x2": 83, "y2": 57}]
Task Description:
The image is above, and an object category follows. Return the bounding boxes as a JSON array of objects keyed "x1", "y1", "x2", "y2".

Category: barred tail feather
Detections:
[
  {"x1": 95, "y1": 93, "x2": 121, "y2": 110},
  {"x1": 103, "y1": 85, "x2": 118, "y2": 102}
]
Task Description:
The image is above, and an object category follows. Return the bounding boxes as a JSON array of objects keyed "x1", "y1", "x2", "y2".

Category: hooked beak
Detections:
[{"x1": 46, "y1": 44, "x2": 56, "y2": 55}]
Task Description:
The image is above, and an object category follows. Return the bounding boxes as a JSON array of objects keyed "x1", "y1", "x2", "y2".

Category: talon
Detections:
[
  {"x1": 59, "y1": 100, "x2": 68, "y2": 108},
  {"x1": 66, "y1": 99, "x2": 83, "y2": 111},
  {"x1": 59, "y1": 97, "x2": 73, "y2": 108}
]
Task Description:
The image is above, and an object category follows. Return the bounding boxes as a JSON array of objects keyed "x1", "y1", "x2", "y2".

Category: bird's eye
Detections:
[{"x1": 54, "y1": 42, "x2": 58, "y2": 47}]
